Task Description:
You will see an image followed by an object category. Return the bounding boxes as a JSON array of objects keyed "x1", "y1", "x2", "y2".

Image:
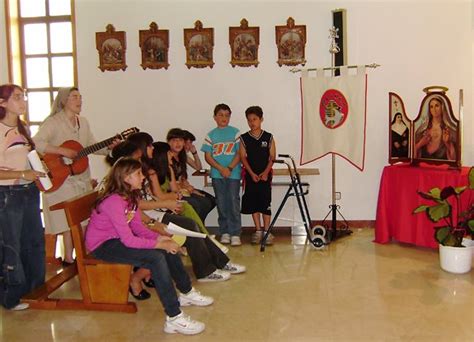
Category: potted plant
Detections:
[{"x1": 413, "y1": 167, "x2": 474, "y2": 273}]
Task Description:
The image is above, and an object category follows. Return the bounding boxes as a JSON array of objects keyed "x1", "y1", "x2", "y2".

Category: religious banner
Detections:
[{"x1": 300, "y1": 66, "x2": 367, "y2": 170}]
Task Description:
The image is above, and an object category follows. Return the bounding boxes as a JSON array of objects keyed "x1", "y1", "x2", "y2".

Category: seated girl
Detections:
[
  {"x1": 166, "y1": 128, "x2": 216, "y2": 223},
  {"x1": 109, "y1": 139, "x2": 245, "y2": 283},
  {"x1": 128, "y1": 132, "x2": 208, "y2": 234},
  {"x1": 85, "y1": 157, "x2": 212, "y2": 335},
  {"x1": 181, "y1": 129, "x2": 202, "y2": 171}
]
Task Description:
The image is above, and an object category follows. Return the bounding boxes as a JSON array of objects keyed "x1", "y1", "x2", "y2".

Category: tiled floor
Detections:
[{"x1": 2, "y1": 229, "x2": 473, "y2": 341}]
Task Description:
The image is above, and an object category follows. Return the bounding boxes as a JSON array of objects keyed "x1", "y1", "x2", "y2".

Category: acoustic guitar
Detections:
[{"x1": 38, "y1": 127, "x2": 139, "y2": 192}]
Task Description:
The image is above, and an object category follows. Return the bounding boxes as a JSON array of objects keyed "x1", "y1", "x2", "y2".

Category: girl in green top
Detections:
[
  {"x1": 149, "y1": 142, "x2": 208, "y2": 234},
  {"x1": 127, "y1": 133, "x2": 207, "y2": 234}
]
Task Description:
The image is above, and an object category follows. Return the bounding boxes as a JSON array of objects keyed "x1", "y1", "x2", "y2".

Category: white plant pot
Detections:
[
  {"x1": 461, "y1": 238, "x2": 474, "y2": 257},
  {"x1": 439, "y1": 242, "x2": 474, "y2": 274}
]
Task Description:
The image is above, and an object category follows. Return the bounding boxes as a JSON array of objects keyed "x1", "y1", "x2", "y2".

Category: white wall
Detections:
[{"x1": 72, "y1": 0, "x2": 472, "y2": 226}]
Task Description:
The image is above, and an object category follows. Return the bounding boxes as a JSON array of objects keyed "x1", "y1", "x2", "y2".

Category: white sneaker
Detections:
[
  {"x1": 179, "y1": 287, "x2": 214, "y2": 307},
  {"x1": 164, "y1": 311, "x2": 205, "y2": 335},
  {"x1": 10, "y1": 303, "x2": 29, "y2": 311},
  {"x1": 209, "y1": 235, "x2": 229, "y2": 254},
  {"x1": 262, "y1": 232, "x2": 274, "y2": 245},
  {"x1": 251, "y1": 230, "x2": 263, "y2": 244},
  {"x1": 220, "y1": 233, "x2": 231, "y2": 244},
  {"x1": 197, "y1": 269, "x2": 231, "y2": 282},
  {"x1": 230, "y1": 236, "x2": 241, "y2": 246},
  {"x1": 221, "y1": 262, "x2": 246, "y2": 274}
]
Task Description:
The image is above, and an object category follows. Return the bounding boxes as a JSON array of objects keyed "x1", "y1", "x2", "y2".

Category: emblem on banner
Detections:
[{"x1": 319, "y1": 89, "x2": 348, "y2": 129}]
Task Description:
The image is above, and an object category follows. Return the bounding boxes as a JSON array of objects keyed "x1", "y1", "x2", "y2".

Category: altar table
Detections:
[{"x1": 374, "y1": 164, "x2": 471, "y2": 249}]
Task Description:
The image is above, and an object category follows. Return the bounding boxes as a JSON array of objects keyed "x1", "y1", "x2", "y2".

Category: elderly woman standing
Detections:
[{"x1": 33, "y1": 87, "x2": 104, "y2": 265}]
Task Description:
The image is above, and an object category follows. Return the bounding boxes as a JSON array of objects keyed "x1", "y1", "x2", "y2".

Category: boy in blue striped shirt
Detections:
[{"x1": 201, "y1": 104, "x2": 242, "y2": 246}]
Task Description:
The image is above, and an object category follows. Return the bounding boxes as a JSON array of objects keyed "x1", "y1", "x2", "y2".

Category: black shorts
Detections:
[{"x1": 241, "y1": 175, "x2": 272, "y2": 215}]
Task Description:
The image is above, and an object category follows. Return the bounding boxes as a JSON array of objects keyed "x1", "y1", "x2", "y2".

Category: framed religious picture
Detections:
[
  {"x1": 412, "y1": 86, "x2": 461, "y2": 167},
  {"x1": 388, "y1": 92, "x2": 412, "y2": 164},
  {"x1": 229, "y1": 19, "x2": 259, "y2": 68},
  {"x1": 275, "y1": 17, "x2": 306, "y2": 67},
  {"x1": 183, "y1": 20, "x2": 214, "y2": 69},
  {"x1": 95, "y1": 24, "x2": 127, "y2": 72},
  {"x1": 139, "y1": 22, "x2": 169, "y2": 70}
]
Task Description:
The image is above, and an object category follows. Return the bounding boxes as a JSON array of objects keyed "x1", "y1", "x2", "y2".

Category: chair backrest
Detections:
[
  {"x1": 61, "y1": 190, "x2": 98, "y2": 260},
  {"x1": 62, "y1": 190, "x2": 98, "y2": 225}
]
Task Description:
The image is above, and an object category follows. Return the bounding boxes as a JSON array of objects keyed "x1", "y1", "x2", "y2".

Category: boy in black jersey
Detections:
[{"x1": 239, "y1": 106, "x2": 276, "y2": 245}]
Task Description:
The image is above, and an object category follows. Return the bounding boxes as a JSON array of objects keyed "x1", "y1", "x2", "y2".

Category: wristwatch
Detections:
[
  {"x1": 227, "y1": 165, "x2": 233, "y2": 171},
  {"x1": 147, "y1": 219, "x2": 156, "y2": 227}
]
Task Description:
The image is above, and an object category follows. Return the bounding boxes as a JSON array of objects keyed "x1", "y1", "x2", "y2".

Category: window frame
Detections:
[{"x1": 5, "y1": 0, "x2": 78, "y2": 127}]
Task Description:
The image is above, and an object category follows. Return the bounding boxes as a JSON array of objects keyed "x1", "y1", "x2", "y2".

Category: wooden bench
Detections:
[
  {"x1": 22, "y1": 190, "x2": 137, "y2": 313},
  {"x1": 44, "y1": 233, "x2": 62, "y2": 265}
]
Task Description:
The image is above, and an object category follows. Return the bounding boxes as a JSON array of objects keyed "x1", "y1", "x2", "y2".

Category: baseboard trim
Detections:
[
  {"x1": 207, "y1": 220, "x2": 375, "y2": 234},
  {"x1": 242, "y1": 220, "x2": 375, "y2": 230},
  {"x1": 311, "y1": 220, "x2": 375, "y2": 229}
]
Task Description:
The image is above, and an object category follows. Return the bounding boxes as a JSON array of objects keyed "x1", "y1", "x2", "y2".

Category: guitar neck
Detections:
[
  {"x1": 74, "y1": 128, "x2": 138, "y2": 159},
  {"x1": 77, "y1": 137, "x2": 115, "y2": 158}
]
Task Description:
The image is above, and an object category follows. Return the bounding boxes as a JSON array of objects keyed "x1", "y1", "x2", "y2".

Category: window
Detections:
[{"x1": 5, "y1": 0, "x2": 77, "y2": 134}]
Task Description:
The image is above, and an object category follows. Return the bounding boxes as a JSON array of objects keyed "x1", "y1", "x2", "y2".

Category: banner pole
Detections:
[
  {"x1": 319, "y1": 25, "x2": 352, "y2": 242},
  {"x1": 329, "y1": 27, "x2": 339, "y2": 234},
  {"x1": 330, "y1": 48, "x2": 336, "y2": 205},
  {"x1": 290, "y1": 63, "x2": 380, "y2": 73}
]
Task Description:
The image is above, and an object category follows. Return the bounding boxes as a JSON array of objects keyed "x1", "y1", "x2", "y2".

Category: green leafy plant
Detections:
[{"x1": 413, "y1": 167, "x2": 474, "y2": 247}]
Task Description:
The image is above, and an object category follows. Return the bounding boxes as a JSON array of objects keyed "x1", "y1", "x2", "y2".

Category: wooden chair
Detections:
[{"x1": 22, "y1": 190, "x2": 137, "y2": 313}]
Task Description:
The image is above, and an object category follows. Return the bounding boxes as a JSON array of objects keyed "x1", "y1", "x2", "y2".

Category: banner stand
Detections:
[{"x1": 290, "y1": 16, "x2": 380, "y2": 245}]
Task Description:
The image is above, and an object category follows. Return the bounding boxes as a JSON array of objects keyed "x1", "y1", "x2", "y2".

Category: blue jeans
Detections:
[
  {"x1": 212, "y1": 178, "x2": 242, "y2": 236},
  {"x1": 91, "y1": 239, "x2": 191, "y2": 317},
  {"x1": 0, "y1": 183, "x2": 45, "y2": 309}
]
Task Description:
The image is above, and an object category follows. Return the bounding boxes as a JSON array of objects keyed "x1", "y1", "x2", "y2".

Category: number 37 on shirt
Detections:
[{"x1": 212, "y1": 142, "x2": 236, "y2": 156}]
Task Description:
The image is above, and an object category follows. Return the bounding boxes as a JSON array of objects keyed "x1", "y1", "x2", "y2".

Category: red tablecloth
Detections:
[{"x1": 374, "y1": 164, "x2": 471, "y2": 249}]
